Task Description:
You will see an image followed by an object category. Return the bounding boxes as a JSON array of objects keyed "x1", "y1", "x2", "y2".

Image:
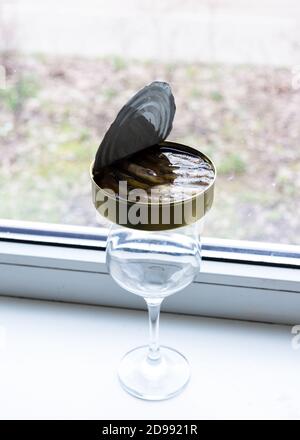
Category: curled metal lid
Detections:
[{"x1": 94, "y1": 81, "x2": 176, "y2": 171}]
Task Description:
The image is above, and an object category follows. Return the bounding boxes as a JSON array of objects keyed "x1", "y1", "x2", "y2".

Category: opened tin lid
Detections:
[{"x1": 93, "y1": 81, "x2": 176, "y2": 172}]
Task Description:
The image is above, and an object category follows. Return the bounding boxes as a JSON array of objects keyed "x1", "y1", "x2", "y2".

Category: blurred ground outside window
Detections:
[{"x1": 0, "y1": 0, "x2": 299, "y2": 245}]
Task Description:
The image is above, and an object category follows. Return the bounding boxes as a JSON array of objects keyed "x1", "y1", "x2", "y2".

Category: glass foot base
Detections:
[{"x1": 118, "y1": 345, "x2": 190, "y2": 401}]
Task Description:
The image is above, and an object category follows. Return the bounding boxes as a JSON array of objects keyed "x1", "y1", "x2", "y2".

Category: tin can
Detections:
[{"x1": 90, "y1": 141, "x2": 216, "y2": 231}]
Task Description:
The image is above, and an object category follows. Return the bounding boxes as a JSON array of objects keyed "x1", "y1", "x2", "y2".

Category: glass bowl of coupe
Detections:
[{"x1": 91, "y1": 82, "x2": 216, "y2": 400}]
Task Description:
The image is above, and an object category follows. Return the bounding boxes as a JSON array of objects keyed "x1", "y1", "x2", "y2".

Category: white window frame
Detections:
[{"x1": 0, "y1": 220, "x2": 299, "y2": 325}]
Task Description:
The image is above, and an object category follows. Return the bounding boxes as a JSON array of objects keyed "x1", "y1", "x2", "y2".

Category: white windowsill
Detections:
[
  {"x1": 0, "y1": 219, "x2": 299, "y2": 326},
  {"x1": 0, "y1": 296, "x2": 299, "y2": 420}
]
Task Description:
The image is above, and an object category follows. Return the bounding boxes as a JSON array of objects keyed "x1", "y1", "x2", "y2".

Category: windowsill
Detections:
[
  {"x1": 0, "y1": 236, "x2": 299, "y2": 325},
  {"x1": 0, "y1": 296, "x2": 299, "y2": 420}
]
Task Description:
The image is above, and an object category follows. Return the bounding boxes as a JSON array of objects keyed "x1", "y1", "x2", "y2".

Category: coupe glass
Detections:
[{"x1": 106, "y1": 221, "x2": 202, "y2": 400}]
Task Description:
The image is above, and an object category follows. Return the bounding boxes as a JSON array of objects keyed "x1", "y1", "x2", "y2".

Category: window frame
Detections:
[{"x1": 0, "y1": 219, "x2": 299, "y2": 325}]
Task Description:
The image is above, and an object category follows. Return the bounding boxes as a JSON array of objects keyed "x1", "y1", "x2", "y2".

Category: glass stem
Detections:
[{"x1": 146, "y1": 298, "x2": 163, "y2": 362}]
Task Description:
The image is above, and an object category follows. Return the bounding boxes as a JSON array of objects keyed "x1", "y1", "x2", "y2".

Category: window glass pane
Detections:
[{"x1": 0, "y1": 0, "x2": 299, "y2": 244}]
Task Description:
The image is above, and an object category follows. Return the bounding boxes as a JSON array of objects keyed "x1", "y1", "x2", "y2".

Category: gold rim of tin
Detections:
[{"x1": 90, "y1": 140, "x2": 216, "y2": 231}]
